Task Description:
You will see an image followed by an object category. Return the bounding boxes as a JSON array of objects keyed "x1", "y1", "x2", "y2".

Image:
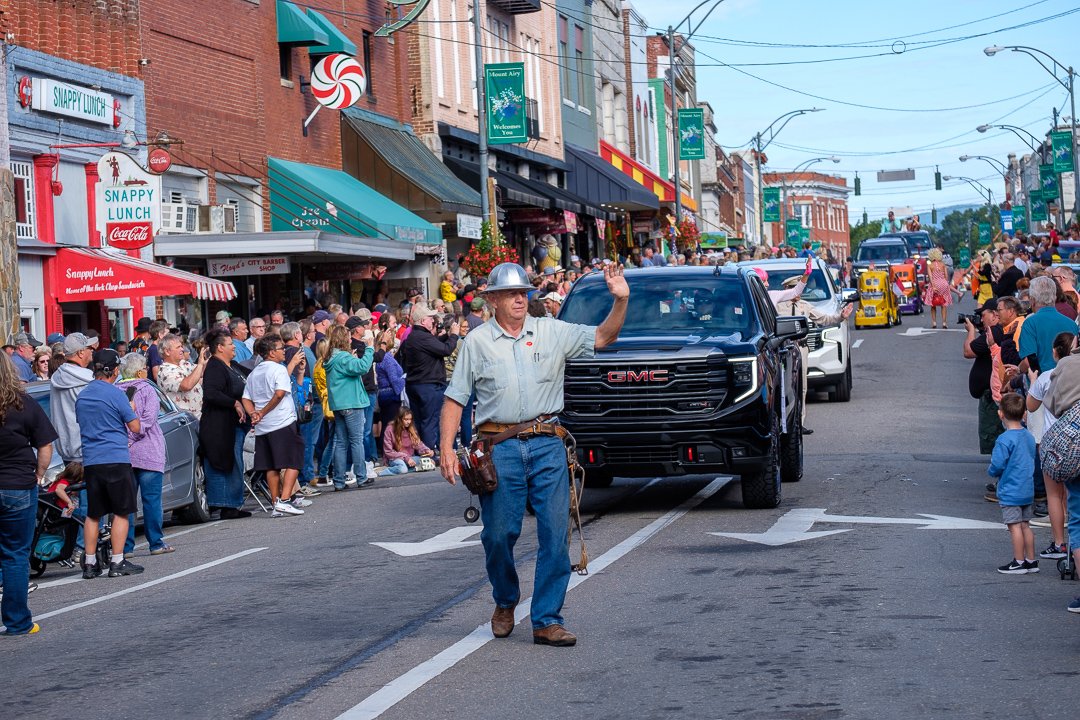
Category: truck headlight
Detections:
[
  {"x1": 822, "y1": 326, "x2": 844, "y2": 344},
  {"x1": 731, "y1": 356, "x2": 759, "y2": 403}
]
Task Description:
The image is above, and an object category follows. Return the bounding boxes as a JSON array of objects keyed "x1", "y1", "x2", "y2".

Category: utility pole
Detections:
[
  {"x1": 472, "y1": 1, "x2": 490, "y2": 226},
  {"x1": 754, "y1": 133, "x2": 764, "y2": 247},
  {"x1": 0, "y1": 59, "x2": 20, "y2": 340},
  {"x1": 668, "y1": 26, "x2": 682, "y2": 229}
]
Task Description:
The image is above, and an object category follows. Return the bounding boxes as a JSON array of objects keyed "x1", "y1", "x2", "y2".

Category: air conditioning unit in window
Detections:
[
  {"x1": 161, "y1": 202, "x2": 197, "y2": 233},
  {"x1": 196, "y1": 204, "x2": 238, "y2": 233}
]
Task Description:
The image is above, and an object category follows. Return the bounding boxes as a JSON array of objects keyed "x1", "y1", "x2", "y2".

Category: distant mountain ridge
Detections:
[{"x1": 911, "y1": 203, "x2": 982, "y2": 229}]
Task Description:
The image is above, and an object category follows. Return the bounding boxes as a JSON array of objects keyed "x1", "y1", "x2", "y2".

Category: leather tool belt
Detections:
[{"x1": 475, "y1": 415, "x2": 562, "y2": 444}]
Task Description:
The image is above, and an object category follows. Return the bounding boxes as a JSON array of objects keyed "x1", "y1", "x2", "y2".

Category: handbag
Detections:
[{"x1": 1041, "y1": 401, "x2": 1080, "y2": 483}]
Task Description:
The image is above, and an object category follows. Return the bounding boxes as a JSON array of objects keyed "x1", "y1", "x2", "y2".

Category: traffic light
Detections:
[
  {"x1": 854, "y1": 174, "x2": 861, "y2": 196},
  {"x1": 935, "y1": 168, "x2": 942, "y2": 191},
  {"x1": 862, "y1": 209, "x2": 868, "y2": 225},
  {"x1": 931, "y1": 206, "x2": 937, "y2": 224}
]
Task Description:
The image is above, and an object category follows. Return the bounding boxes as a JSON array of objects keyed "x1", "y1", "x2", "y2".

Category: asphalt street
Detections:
[{"x1": 5, "y1": 296, "x2": 1079, "y2": 720}]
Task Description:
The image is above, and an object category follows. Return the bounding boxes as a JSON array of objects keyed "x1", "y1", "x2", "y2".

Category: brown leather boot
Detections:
[
  {"x1": 532, "y1": 624, "x2": 577, "y2": 646},
  {"x1": 491, "y1": 605, "x2": 516, "y2": 638}
]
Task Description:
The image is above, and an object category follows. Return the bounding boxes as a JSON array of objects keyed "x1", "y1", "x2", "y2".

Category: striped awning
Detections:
[
  {"x1": 55, "y1": 247, "x2": 237, "y2": 302},
  {"x1": 599, "y1": 140, "x2": 697, "y2": 212}
]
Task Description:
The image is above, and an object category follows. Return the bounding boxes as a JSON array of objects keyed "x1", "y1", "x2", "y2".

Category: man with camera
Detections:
[
  {"x1": 398, "y1": 305, "x2": 459, "y2": 451},
  {"x1": 962, "y1": 300, "x2": 1007, "y2": 455}
]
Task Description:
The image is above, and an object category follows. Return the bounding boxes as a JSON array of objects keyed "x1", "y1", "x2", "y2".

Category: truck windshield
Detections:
[
  {"x1": 559, "y1": 275, "x2": 757, "y2": 339},
  {"x1": 857, "y1": 243, "x2": 908, "y2": 262}
]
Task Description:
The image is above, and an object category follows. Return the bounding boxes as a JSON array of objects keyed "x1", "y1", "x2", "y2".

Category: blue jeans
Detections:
[
  {"x1": 1066, "y1": 476, "x2": 1080, "y2": 549},
  {"x1": 300, "y1": 402, "x2": 324, "y2": 484},
  {"x1": 363, "y1": 391, "x2": 378, "y2": 463},
  {"x1": 480, "y1": 435, "x2": 570, "y2": 630},
  {"x1": 318, "y1": 420, "x2": 335, "y2": 478},
  {"x1": 333, "y1": 408, "x2": 366, "y2": 489},
  {"x1": 205, "y1": 428, "x2": 246, "y2": 510},
  {"x1": 380, "y1": 457, "x2": 420, "y2": 475},
  {"x1": 0, "y1": 487, "x2": 37, "y2": 634},
  {"x1": 406, "y1": 382, "x2": 446, "y2": 451},
  {"x1": 125, "y1": 469, "x2": 166, "y2": 554}
]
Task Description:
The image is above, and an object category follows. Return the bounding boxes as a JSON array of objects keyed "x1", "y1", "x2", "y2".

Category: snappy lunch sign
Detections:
[{"x1": 96, "y1": 151, "x2": 162, "y2": 250}]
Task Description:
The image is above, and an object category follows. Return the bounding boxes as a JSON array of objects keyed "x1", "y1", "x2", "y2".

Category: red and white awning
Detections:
[{"x1": 55, "y1": 248, "x2": 237, "y2": 303}]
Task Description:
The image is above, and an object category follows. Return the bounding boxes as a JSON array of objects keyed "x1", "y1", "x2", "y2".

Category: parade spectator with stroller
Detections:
[
  {"x1": 76, "y1": 349, "x2": 144, "y2": 579},
  {"x1": 0, "y1": 353, "x2": 58, "y2": 635},
  {"x1": 117, "y1": 353, "x2": 173, "y2": 557}
]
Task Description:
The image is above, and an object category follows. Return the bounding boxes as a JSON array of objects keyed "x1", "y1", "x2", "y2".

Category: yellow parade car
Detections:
[{"x1": 854, "y1": 268, "x2": 900, "y2": 328}]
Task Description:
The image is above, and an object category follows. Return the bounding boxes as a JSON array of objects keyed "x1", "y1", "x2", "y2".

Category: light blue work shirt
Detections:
[{"x1": 445, "y1": 316, "x2": 596, "y2": 424}]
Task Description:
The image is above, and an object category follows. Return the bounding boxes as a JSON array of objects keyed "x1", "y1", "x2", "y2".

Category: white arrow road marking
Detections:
[
  {"x1": 337, "y1": 477, "x2": 732, "y2": 720},
  {"x1": 711, "y1": 508, "x2": 1002, "y2": 546},
  {"x1": 709, "y1": 507, "x2": 850, "y2": 546},
  {"x1": 899, "y1": 327, "x2": 966, "y2": 337},
  {"x1": 851, "y1": 338, "x2": 864, "y2": 349},
  {"x1": 371, "y1": 527, "x2": 484, "y2": 557}
]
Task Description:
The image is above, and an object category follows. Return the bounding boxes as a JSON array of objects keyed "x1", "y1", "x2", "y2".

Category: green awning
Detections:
[
  {"x1": 306, "y1": 9, "x2": 357, "y2": 56},
  {"x1": 268, "y1": 157, "x2": 442, "y2": 246},
  {"x1": 277, "y1": 0, "x2": 329, "y2": 46}
]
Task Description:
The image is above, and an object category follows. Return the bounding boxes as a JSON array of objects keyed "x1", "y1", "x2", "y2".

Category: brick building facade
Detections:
[{"x1": 764, "y1": 171, "x2": 851, "y2": 261}]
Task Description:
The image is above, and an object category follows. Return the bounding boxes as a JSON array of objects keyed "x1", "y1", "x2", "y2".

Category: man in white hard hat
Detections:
[{"x1": 440, "y1": 262, "x2": 628, "y2": 647}]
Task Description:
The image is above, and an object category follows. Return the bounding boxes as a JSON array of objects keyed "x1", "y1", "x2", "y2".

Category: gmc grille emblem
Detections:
[{"x1": 607, "y1": 370, "x2": 669, "y2": 383}]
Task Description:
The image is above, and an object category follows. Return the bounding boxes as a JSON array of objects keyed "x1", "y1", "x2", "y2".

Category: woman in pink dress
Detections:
[{"x1": 924, "y1": 248, "x2": 952, "y2": 329}]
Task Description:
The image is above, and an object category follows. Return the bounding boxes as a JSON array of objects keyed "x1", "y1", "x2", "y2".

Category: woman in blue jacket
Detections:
[{"x1": 322, "y1": 325, "x2": 374, "y2": 490}]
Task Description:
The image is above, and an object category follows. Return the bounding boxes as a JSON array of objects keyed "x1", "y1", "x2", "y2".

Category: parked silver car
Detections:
[{"x1": 28, "y1": 380, "x2": 210, "y2": 523}]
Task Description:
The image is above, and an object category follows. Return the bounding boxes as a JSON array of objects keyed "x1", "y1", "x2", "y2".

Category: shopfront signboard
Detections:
[
  {"x1": 456, "y1": 213, "x2": 482, "y2": 240},
  {"x1": 208, "y1": 256, "x2": 291, "y2": 277},
  {"x1": 485, "y1": 63, "x2": 527, "y2": 145},
  {"x1": 677, "y1": 108, "x2": 705, "y2": 160},
  {"x1": 31, "y1": 78, "x2": 116, "y2": 126},
  {"x1": 96, "y1": 151, "x2": 161, "y2": 250}
]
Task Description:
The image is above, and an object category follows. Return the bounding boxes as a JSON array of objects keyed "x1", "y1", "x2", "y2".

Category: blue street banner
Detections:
[
  {"x1": 762, "y1": 188, "x2": 781, "y2": 223},
  {"x1": 1051, "y1": 130, "x2": 1073, "y2": 174},
  {"x1": 677, "y1": 108, "x2": 705, "y2": 160}
]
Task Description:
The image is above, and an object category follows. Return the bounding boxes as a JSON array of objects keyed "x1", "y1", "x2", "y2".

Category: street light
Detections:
[
  {"x1": 984, "y1": 44, "x2": 1078, "y2": 223},
  {"x1": 779, "y1": 156, "x2": 840, "y2": 230},
  {"x1": 976, "y1": 123, "x2": 1043, "y2": 156},
  {"x1": 753, "y1": 108, "x2": 824, "y2": 246},
  {"x1": 959, "y1": 154, "x2": 1008, "y2": 175},
  {"x1": 667, "y1": 0, "x2": 729, "y2": 227},
  {"x1": 943, "y1": 175, "x2": 994, "y2": 206}
]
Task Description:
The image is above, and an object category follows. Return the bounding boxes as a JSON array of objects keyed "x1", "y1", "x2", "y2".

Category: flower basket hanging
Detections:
[{"x1": 462, "y1": 221, "x2": 520, "y2": 279}]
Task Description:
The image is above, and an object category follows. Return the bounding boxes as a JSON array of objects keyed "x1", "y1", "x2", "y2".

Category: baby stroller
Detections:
[{"x1": 31, "y1": 482, "x2": 110, "y2": 578}]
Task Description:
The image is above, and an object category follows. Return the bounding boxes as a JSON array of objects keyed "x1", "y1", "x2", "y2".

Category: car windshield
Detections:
[
  {"x1": 559, "y1": 275, "x2": 757, "y2": 339},
  {"x1": 904, "y1": 232, "x2": 932, "y2": 255},
  {"x1": 760, "y1": 269, "x2": 833, "y2": 301},
  {"x1": 858, "y1": 243, "x2": 908, "y2": 262}
]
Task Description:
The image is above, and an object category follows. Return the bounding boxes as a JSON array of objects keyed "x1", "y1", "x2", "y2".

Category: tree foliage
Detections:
[{"x1": 932, "y1": 206, "x2": 1001, "y2": 256}]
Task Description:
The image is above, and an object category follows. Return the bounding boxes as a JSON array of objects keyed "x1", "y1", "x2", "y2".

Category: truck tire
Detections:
[
  {"x1": 586, "y1": 468, "x2": 614, "y2": 488},
  {"x1": 741, "y1": 415, "x2": 782, "y2": 508},
  {"x1": 780, "y1": 400, "x2": 803, "y2": 483},
  {"x1": 828, "y1": 363, "x2": 852, "y2": 403}
]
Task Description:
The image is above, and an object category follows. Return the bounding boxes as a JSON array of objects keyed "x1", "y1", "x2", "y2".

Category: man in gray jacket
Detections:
[{"x1": 49, "y1": 333, "x2": 98, "y2": 464}]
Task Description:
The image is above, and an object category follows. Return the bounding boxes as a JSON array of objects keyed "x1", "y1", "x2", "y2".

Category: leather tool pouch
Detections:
[{"x1": 458, "y1": 441, "x2": 498, "y2": 495}]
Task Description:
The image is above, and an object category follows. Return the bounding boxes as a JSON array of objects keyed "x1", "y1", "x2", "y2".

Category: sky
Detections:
[{"x1": 632, "y1": 0, "x2": 1079, "y2": 222}]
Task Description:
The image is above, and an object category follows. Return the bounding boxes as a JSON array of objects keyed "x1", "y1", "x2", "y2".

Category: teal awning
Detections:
[
  {"x1": 277, "y1": 0, "x2": 329, "y2": 46},
  {"x1": 306, "y1": 9, "x2": 358, "y2": 56},
  {"x1": 268, "y1": 157, "x2": 442, "y2": 246}
]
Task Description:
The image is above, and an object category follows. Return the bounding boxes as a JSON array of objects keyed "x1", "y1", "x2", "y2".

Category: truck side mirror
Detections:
[
  {"x1": 775, "y1": 315, "x2": 809, "y2": 341},
  {"x1": 841, "y1": 288, "x2": 859, "y2": 304}
]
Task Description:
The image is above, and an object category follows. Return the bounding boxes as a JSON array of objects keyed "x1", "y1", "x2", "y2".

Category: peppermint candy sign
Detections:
[
  {"x1": 311, "y1": 54, "x2": 366, "y2": 109},
  {"x1": 107, "y1": 222, "x2": 154, "y2": 250}
]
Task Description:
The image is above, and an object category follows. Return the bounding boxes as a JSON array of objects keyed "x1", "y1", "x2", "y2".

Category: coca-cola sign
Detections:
[
  {"x1": 106, "y1": 221, "x2": 154, "y2": 250},
  {"x1": 147, "y1": 148, "x2": 172, "y2": 174}
]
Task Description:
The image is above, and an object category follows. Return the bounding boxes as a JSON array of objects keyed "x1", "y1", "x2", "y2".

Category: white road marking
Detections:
[
  {"x1": 851, "y1": 339, "x2": 864, "y2": 349},
  {"x1": 35, "y1": 521, "x2": 226, "y2": 590},
  {"x1": 710, "y1": 507, "x2": 1002, "y2": 546},
  {"x1": 131, "y1": 520, "x2": 223, "y2": 551},
  {"x1": 33, "y1": 547, "x2": 266, "y2": 621},
  {"x1": 335, "y1": 476, "x2": 732, "y2": 720},
  {"x1": 372, "y1": 527, "x2": 483, "y2": 557}
]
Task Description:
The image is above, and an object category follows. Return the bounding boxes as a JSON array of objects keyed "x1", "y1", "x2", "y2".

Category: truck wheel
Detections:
[
  {"x1": 586, "y1": 469, "x2": 614, "y2": 488},
  {"x1": 828, "y1": 363, "x2": 852, "y2": 403},
  {"x1": 741, "y1": 416, "x2": 782, "y2": 508},
  {"x1": 780, "y1": 402, "x2": 803, "y2": 483}
]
